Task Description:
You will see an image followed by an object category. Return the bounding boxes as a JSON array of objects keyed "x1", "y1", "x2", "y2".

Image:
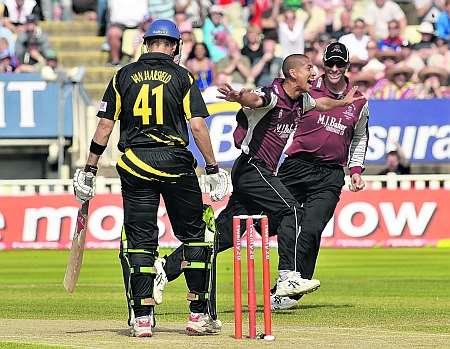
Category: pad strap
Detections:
[
  {"x1": 131, "y1": 298, "x2": 156, "y2": 306},
  {"x1": 187, "y1": 292, "x2": 209, "y2": 302}
]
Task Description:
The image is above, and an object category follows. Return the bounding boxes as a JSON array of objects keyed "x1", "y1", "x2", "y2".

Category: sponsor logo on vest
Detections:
[
  {"x1": 318, "y1": 114, "x2": 347, "y2": 136},
  {"x1": 276, "y1": 123, "x2": 295, "y2": 138}
]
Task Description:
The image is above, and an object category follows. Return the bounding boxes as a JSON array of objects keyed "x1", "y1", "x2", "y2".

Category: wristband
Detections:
[
  {"x1": 205, "y1": 164, "x2": 219, "y2": 175},
  {"x1": 84, "y1": 164, "x2": 98, "y2": 175},
  {"x1": 90, "y1": 140, "x2": 107, "y2": 156}
]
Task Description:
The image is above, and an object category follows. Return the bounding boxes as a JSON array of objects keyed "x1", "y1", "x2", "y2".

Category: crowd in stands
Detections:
[{"x1": 0, "y1": 0, "x2": 449, "y2": 99}]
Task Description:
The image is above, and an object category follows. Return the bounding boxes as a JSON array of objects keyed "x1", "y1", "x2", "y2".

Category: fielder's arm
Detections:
[
  {"x1": 315, "y1": 86, "x2": 364, "y2": 111},
  {"x1": 217, "y1": 83, "x2": 264, "y2": 109}
]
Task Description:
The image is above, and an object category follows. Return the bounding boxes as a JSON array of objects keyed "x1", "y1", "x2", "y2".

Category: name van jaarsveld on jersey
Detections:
[{"x1": 317, "y1": 114, "x2": 347, "y2": 136}]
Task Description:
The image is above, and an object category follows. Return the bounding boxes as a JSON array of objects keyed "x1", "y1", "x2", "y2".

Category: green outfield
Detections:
[{"x1": 0, "y1": 248, "x2": 449, "y2": 348}]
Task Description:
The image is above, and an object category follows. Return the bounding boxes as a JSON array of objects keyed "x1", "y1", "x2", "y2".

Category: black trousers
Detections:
[
  {"x1": 117, "y1": 148, "x2": 207, "y2": 314},
  {"x1": 278, "y1": 156, "x2": 345, "y2": 279},
  {"x1": 214, "y1": 154, "x2": 302, "y2": 271}
]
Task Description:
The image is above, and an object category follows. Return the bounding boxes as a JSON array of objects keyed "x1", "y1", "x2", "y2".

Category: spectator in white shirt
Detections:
[
  {"x1": 278, "y1": 8, "x2": 304, "y2": 58},
  {"x1": 107, "y1": 0, "x2": 149, "y2": 65},
  {"x1": 339, "y1": 18, "x2": 370, "y2": 61},
  {"x1": 365, "y1": 0, "x2": 406, "y2": 39}
]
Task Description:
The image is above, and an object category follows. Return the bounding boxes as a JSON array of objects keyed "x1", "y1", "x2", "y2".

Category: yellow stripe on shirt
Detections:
[
  {"x1": 183, "y1": 75, "x2": 193, "y2": 120},
  {"x1": 124, "y1": 149, "x2": 180, "y2": 178},
  {"x1": 117, "y1": 157, "x2": 153, "y2": 181},
  {"x1": 112, "y1": 73, "x2": 122, "y2": 120}
]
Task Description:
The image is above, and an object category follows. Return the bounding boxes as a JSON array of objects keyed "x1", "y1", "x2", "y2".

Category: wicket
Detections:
[{"x1": 233, "y1": 215, "x2": 274, "y2": 341}]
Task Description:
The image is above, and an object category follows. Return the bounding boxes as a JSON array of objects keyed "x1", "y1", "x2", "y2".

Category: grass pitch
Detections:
[{"x1": 0, "y1": 248, "x2": 449, "y2": 348}]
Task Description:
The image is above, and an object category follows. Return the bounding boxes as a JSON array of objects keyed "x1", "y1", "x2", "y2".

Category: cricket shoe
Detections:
[
  {"x1": 153, "y1": 257, "x2": 168, "y2": 305},
  {"x1": 131, "y1": 315, "x2": 153, "y2": 337},
  {"x1": 185, "y1": 313, "x2": 221, "y2": 336},
  {"x1": 275, "y1": 271, "x2": 320, "y2": 297},
  {"x1": 271, "y1": 294, "x2": 298, "y2": 311}
]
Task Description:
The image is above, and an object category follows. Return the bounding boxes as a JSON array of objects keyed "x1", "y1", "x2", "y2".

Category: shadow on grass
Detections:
[{"x1": 66, "y1": 326, "x2": 186, "y2": 336}]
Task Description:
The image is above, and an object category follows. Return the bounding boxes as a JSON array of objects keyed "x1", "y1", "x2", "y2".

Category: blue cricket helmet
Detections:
[{"x1": 143, "y1": 19, "x2": 181, "y2": 41}]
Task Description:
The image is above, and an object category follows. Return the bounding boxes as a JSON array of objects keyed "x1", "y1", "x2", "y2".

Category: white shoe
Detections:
[
  {"x1": 275, "y1": 271, "x2": 320, "y2": 297},
  {"x1": 131, "y1": 315, "x2": 153, "y2": 337},
  {"x1": 153, "y1": 258, "x2": 168, "y2": 305},
  {"x1": 185, "y1": 313, "x2": 221, "y2": 336},
  {"x1": 271, "y1": 294, "x2": 298, "y2": 311}
]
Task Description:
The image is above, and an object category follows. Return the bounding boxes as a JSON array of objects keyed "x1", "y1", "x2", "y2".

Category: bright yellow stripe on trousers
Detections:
[
  {"x1": 117, "y1": 157, "x2": 153, "y2": 181},
  {"x1": 112, "y1": 73, "x2": 121, "y2": 120},
  {"x1": 183, "y1": 75, "x2": 193, "y2": 120},
  {"x1": 125, "y1": 149, "x2": 180, "y2": 178}
]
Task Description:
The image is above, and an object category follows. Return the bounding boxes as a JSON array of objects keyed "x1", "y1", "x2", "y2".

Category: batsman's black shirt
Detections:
[{"x1": 97, "y1": 52, "x2": 209, "y2": 180}]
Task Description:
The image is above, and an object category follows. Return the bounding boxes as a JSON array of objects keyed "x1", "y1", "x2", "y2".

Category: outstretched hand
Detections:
[
  {"x1": 217, "y1": 83, "x2": 245, "y2": 103},
  {"x1": 343, "y1": 86, "x2": 365, "y2": 105}
]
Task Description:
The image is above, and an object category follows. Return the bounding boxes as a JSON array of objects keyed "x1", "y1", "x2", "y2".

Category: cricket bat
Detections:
[{"x1": 63, "y1": 172, "x2": 94, "y2": 293}]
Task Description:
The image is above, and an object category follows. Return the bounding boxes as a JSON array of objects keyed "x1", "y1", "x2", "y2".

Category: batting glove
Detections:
[
  {"x1": 204, "y1": 166, "x2": 229, "y2": 202},
  {"x1": 73, "y1": 166, "x2": 97, "y2": 203}
]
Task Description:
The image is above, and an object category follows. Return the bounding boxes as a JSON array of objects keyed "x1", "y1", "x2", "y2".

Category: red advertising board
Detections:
[{"x1": 0, "y1": 189, "x2": 449, "y2": 250}]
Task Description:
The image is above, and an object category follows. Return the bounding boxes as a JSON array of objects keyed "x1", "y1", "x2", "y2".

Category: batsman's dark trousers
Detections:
[
  {"x1": 215, "y1": 153, "x2": 302, "y2": 272},
  {"x1": 117, "y1": 147, "x2": 208, "y2": 314},
  {"x1": 278, "y1": 154, "x2": 345, "y2": 279}
]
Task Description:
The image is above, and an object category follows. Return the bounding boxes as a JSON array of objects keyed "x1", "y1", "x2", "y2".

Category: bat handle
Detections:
[{"x1": 85, "y1": 172, "x2": 95, "y2": 187}]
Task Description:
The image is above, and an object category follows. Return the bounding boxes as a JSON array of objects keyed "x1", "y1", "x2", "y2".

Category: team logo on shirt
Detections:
[
  {"x1": 343, "y1": 105, "x2": 355, "y2": 120},
  {"x1": 317, "y1": 114, "x2": 347, "y2": 136},
  {"x1": 99, "y1": 101, "x2": 107, "y2": 112}
]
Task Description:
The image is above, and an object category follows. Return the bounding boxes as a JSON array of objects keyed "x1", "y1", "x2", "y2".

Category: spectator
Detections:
[
  {"x1": 39, "y1": 0, "x2": 72, "y2": 21},
  {"x1": 350, "y1": 71, "x2": 377, "y2": 98},
  {"x1": 148, "y1": 0, "x2": 175, "y2": 20},
  {"x1": 202, "y1": 71, "x2": 244, "y2": 103},
  {"x1": 0, "y1": 22, "x2": 15, "y2": 56},
  {"x1": 241, "y1": 24, "x2": 263, "y2": 65},
  {"x1": 414, "y1": 0, "x2": 445, "y2": 24},
  {"x1": 258, "y1": 0, "x2": 281, "y2": 41},
  {"x1": 327, "y1": 6, "x2": 351, "y2": 39},
  {"x1": 175, "y1": 0, "x2": 211, "y2": 28},
  {"x1": 278, "y1": 8, "x2": 305, "y2": 58},
  {"x1": 418, "y1": 66, "x2": 449, "y2": 98},
  {"x1": 376, "y1": 48, "x2": 401, "y2": 70},
  {"x1": 339, "y1": 18, "x2": 370, "y2": 61},
  {"x1": 186, "y1": 42, "x2": 216, "y2": 91},
  {"x1": 1, "y1": 1, "x2": 16, "y2": 32},
  {"x1": 427, "y1": 37, "x2": 450, "y2": 71},
  {"x1": 378, "y1": 19, "x2": 404, "y2": 51},
  {"x1": 297, "y1": 0, "x2": 327, "y2": 41},
  {"x1": 0, "y1": 48, "x2": 18, "y2": 72},
  {"x1": 372, "y1": 63, "x2": 419, "y2": 99},
  {"x1": 15, "y1": 14, "x2": 51, "y2": 65},
  {"x1": 106, "y1": 0, "x2": 149, "y2": 65},
  {"x1": 378, "y1": 146, "x2": 411, "y2": 175},
  {"x1": 250, "y1": 38, "x2": 282, "y2": 86},
  {"x1": 179, "y1": 21, "x2": 195, "y2": 67},
  {"x1": 436, "y1": 0, "x2": 450, "y2": 39},
  {"x1": 400, "y1": 41, "x2": 425, "y2": 76},
  {"x1": 304, "y1": 45, "x2": 321, "y2": 73},
  {"x1": 131, "y1": 15, "x2": 153, "y2": 61},
  {"x1": 72, "y1": 0, "x2": 96, "y2": 20},
  {"x1": 216, "y1": 39, "x2": 251, "y2": 85},
  {"x1": 3, "y1": 0, "x2": 43, "y2": 30},
  {"x1": 202, "y1": 5, "x2": 229, "y2": 63},
  {"x1": 362, "y1": 39, "x2": 386, "y2": 77},
  {"x1": 365, "y1": 0, "x2": 406, "y2": 39},
  {"x1": 413, "y1": 21, "x2": 437, "y2": 58}
]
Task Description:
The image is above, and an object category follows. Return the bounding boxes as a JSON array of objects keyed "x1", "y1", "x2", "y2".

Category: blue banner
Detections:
[
  {"x1": 188, "y1": 99, "x2": 450, "y2": 167},
  {"x1": 0, "y1": 73, "x2": 73, "y2": 138}
]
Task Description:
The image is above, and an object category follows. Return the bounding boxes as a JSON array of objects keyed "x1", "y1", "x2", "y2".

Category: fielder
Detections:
[
  {"x1": 274, "y1": 42, "x2": 369, "y2": 309},
  {"x1": 72, "y1": 19, "x2": 229, "y2": 337},
  {"x1": 158, "y1": 54, "x2": 364, "y2": 311}
]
